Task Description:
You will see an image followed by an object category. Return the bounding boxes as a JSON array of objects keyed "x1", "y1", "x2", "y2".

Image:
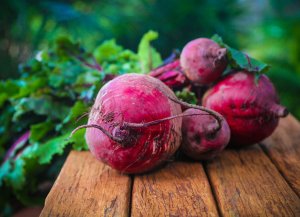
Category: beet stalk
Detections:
[{"x1": 149, "y1": 59, "x2": 189, "y2": 90}]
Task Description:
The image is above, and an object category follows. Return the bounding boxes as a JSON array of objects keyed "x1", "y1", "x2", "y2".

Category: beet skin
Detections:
[
  {"x1": 180, "y1": 38, "x2": 227, "y2": 85},
  {"x1": 85, "y1": 74, "x2": 182, "y2": 173},
  {"x1": 203, "y1": 71, "x2": 288, "y2": 146},
  {"x1": 149, "y1": 59, "x2": 189, "y2": 90},
  {"x1": 181, "y1": 108, "x2": 230, "y2": 160}
]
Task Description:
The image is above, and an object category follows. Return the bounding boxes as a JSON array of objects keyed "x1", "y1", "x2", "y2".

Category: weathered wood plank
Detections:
[
  {"x1": 40, "y1": 151, "x2": 132, "y2": 217},
  {"x1": 131, "y1": 162, "x2": 219, "y2": 217},
  {"x1": 206, "y1": 145, "x2": 300, "y2": 217},
  {"x1": 261, "y1": 115, "x2": 300, "y2": 196}
]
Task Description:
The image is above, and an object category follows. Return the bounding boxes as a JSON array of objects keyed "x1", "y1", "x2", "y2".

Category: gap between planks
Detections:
[
  {"x1": 203, "y1": 162, "x2": 223, "y2": 217},
  {"x1": 204, "y1": 144, "x2": 300, "y2": 217},
  {"x1": 40, "y1": 115, "x2": 300, "y2": 217},
  {"x1": 203, "y1": 115, "x2": 300, "y2": 217},
  {"x1": 128, "y1": 175, "x2": 134, "y2": 217},
  {"x1": 260, "y1": 115, "x2": 300, "y2": 197},
  {"x1": 131, "y1": 161, "x2": 219, "y2": 217}
]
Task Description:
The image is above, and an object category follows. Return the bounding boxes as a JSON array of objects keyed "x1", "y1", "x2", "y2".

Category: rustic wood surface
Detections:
[
  {"x1": 205, "y1": 145, "x2": 300, "y2": 217},
  {"x1": 261, "y1": 115, "x2": 300, "y2": 196},
  {"x1": 39, "y1": 151, "x2": 132, "y2": 217},
  {"x1": 40, "y1": 115, "x2": 300, "y2": 217},
  {"x1": 131, "y1": 162, "x2": 219, "y2": 217}
]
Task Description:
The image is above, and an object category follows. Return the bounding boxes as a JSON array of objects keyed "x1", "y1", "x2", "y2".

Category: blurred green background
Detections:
[
  {"x1": 1, "y1": 0, "x2": 300, "y2": 116},
  {"x1": 0, "y1": 0, "x2": 300, "y2": 215}
]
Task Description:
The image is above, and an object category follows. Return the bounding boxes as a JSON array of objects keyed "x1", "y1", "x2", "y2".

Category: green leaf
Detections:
[
  {"x1": 19, "y1": 59, "x2": 43, "y2": 75},
  {"x1": 12, "y1": 77, "x2": 48, "y2": 99},
  {"x1": 0, "y1": 106, "x2": 14, "y2": 147},
  {"x1": 79, "y1": 85, "x2": 97, "y2": 103},
  {"x1": 117, "y1": 49, "x2": 139, "y2": 62},
  {"x1": 227, "y1": 47, "x2": 271, "y2": 74},
  {"x1": 175, "y1": 88, "x2": 197, "y2": 105},
  {"x1": 211, "y1": 34, "x2": 225, "y2": 46},
  {"x1": 48, "y1": 74, "x2": 65, "y2": 88},
  {"x1": 94, "y1": 39, "x2": 123, "y2": 63},
  {"x1": 64, "y1": 101, "x2": 88, "y2": 124},
  {"x1": 55, "y1": 36, "x2": 81, "y2": 58},
  {"x1": 212, "y1": 34, "x2": 270, "y2": 74},
  {"x1": 12, "y1": 96, "x2": 69, "y2": 121},
  {"x1": 69, "y1": 129, "x2": 88, "y2": 151},
  {"x1": 56, "y1": 101, "x2": 89, "y2": 132},
  {"x1": 6, "y1": 159, "x2": 26, "y2": 190},
  {"x1": 0, "y1": 158, "x2": 26, "y2": 190},
  {"x1": 29, "y1": 122, "x2": 54, "y2": 144},
  {"x1": 0, "y1": 161, "x2": 11, "y2": 187},
  {"x1": 48, "y1": 62, "x2": 85, "y2": 88},
  {"x1": 34, "y1": 131, "x2": 88, "y2": 164},
  {"x1": 35, "y1": 134, "x2": 70, "y2": 164},
  {"x1": 75, "y1": 71, "x2": 101, "y2": 86},
  {"x1": 0, "y1": 80, "x2": 20, "y2": 107},
  {"x1": 0, "y1": 31, "x2": 166, "y2": 208},
  {"x1": 0, "y1": 133, "x2": 73, "y2": 191},
  {"x1": 94, "y1": 40, "x2": 141, "y2": 75},
  {"x1": 138, "y1": 30, "x2": 162, "y2": 73},
  {"x1": 0, "y1": 93, "x2": 8, "y2": 108}
]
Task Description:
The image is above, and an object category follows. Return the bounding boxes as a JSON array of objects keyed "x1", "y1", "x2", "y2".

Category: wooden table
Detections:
[{"x1": 40, "y1": 115, "x2": 300, "y2": 217}]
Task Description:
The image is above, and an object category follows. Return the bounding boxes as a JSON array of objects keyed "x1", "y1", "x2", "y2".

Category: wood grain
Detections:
[
  {"x1": 205, "y1": 145, "x2": 300, "y2": 217},
  {"x1": 40, "y1": 151, "x2": 132, "y2": 217},
  {"x1": 131, "y1": 162, "x2": 219, "y2": 217},
  {"x1": 261, "y1": 115, "x2": 300, "y2": 196}
]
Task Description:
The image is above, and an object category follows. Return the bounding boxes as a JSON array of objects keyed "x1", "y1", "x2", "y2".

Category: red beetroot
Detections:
[
  {"x1": 181, "y1": 108, "x2": 230, "y2": 160},
  {"x1": 149, "y1": 59, "x2": 189, "y2": 90},
  {"x1": 180, "y1": 38, "x2": 227, "y2": 85},
  {"x1": 76, "y1": 74, "x2": 182, "y2": 174},
  {"x1": 202, "y1": 71, "x2": 288, "y2": 146}
]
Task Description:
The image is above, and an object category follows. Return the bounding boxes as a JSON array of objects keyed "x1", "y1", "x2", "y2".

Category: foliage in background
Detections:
[
  {"x1": 240, "y1": 0, "x2": 300, "y2": 117},
  {"x1": 1, "y1": 0, "x2": 299, "y2": 118},
  {"x1": 0, "y1": 0, "x2": 243, "y2": 79},
  {"x1": 0, "y1": 31, "x2": 161, "y2": 216}
]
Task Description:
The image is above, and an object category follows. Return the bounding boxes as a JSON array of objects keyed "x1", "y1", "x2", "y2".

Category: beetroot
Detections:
[
  {"x1": 202, "y1": 71, "x2": 288, "y2": 146},
  {"x1": 181, "y1": 108, "x2": 230, "y2": 160},
  {"x1": 149, "y1": 59, "x2": 189, "y2": 90},
  {"x1": 180, "y1": 38, "x2": 227, "y2": 85},
  {"x1": 74, "y1": 73, "x2": 182, "y2": 173}
]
